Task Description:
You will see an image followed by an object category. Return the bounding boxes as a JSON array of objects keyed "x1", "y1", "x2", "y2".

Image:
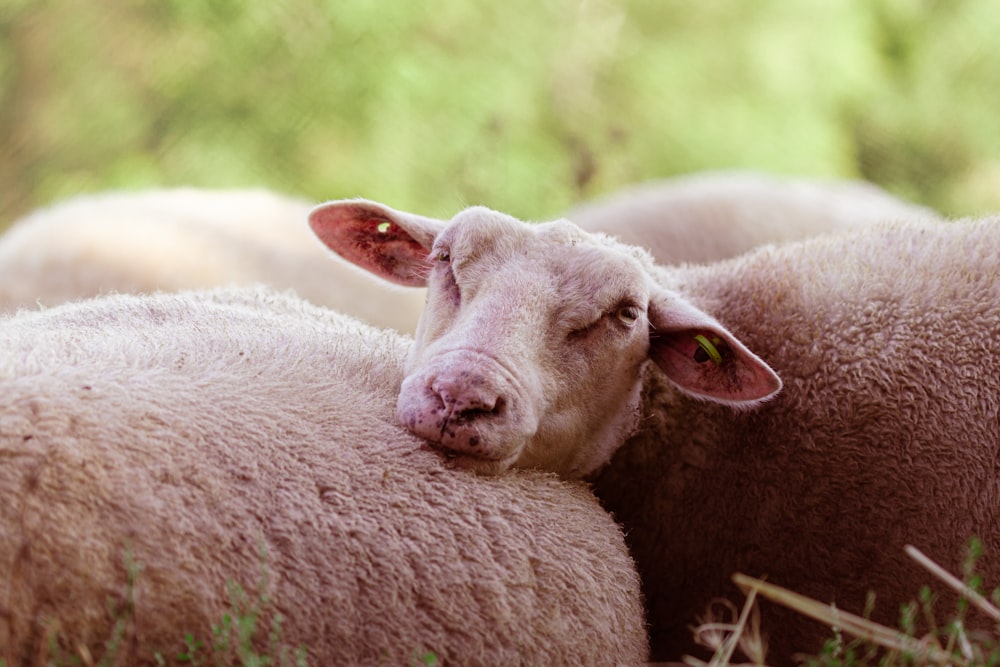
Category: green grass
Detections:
[
  {"x1": 172, "y1": 579, "x2": 308, "y2": 667},
  {"x1": 1, "y1": 553, "x2": 308, "y2": 667},
  {"x1": 692, "y1": 539, "x2": 1000, "y2": 667}
]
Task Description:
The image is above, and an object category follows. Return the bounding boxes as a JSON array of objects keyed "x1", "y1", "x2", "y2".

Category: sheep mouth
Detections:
[
  {"x1": 430, "y1": 443, "x2": 522, "y2": 476},
  {"x1": 431, "y1": 440, "x2": 514, "y2": 462}
]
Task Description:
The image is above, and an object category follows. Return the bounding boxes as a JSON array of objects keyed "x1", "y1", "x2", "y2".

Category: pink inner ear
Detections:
[
  {"x1": 309, "y1": 204, "x2": 431, "y2": 286},
  {"x1": 651, "y1": 328, "x2": 782, "y2": 405}
]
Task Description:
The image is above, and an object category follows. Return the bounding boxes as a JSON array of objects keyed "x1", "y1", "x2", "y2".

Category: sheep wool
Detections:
[
  {"x1": 568, "y1": 170, "x2": 939, "y2": 265},
  {"x1": 595, "y1": 215, "x2": 1000, "y2": 663},
  {"x1": 0, "y1": 287, "x2": 648, "y2": 665},
  {"x1": 0, "y1": 188, "x2": 426, "y2": 332}
]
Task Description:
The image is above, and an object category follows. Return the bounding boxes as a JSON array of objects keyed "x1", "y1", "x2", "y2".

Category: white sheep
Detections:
[
  {"x1": 0, "y1": 287, "x2": 648, "y2": 665},
  {"x1": 0, "y1": 187, "x2": 425, "y2": 332},
  {"x1": 310, "y1": 198, "x2": 1000, "y2": 664},
  {"x1": 567, "y1": 170, "x2": 939, "y2": 264},
  {"x1": 0, "y1": 175, "x2": 934, "y2": 339}
]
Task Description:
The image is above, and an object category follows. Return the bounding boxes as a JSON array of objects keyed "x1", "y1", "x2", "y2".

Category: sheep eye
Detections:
[{"x1": 616, "y1": 305, "x2": 641, "y2": 326}]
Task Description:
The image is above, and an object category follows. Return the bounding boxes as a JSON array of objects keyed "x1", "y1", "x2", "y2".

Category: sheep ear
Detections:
[
  {"x1": 647, "y1": 291, "x2": 782, "y2": 406},
  {"x1": 309, "y1": 199, "x2": 447, "y2": 287}
]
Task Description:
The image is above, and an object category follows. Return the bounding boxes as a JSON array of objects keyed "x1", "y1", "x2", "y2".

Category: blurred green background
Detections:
[{"x1": 2, "y1": 0, "x2": 999, "y2": 231}]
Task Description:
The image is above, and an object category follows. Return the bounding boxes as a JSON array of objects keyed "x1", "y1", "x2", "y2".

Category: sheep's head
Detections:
[{"x1": 310, "y1": 200, "x2": 781, "y2": 479}]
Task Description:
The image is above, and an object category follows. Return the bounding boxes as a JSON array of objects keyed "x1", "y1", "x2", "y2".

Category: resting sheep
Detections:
[
  {"x1": 0, "y1": 175, "x2": 933, "y2": 340},
  {"x1": 310, "y1": 199, "x2": 1000, "y2": 664},
  {"x1": 567, "y1": 170, "x2": 939, "y2": 264},
  {"x1": 0, "y1": 187, "x2": 425, "y2": 332},
  {"x1": 0, "y1": 287, "x2": 648, "y2": 665}
]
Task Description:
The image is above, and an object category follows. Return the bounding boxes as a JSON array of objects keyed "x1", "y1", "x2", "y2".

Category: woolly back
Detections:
[
  {"x1": 0, "y1": 189, "x2": 426, "y2": 332},
  {"x1": 599, "y1": 216, "x2": 1000, "y2": 662},
  {"x1": 0, "y1": 287, "x2": 648, "y2": 664}
]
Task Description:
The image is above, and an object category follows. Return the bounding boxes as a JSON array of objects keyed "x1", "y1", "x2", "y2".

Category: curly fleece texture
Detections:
[
  {"x1": 0, "y1": 287, "x2": 647, "y2": 665},
  {"x1": 568, "y1": 170, "x2": 939, "y2": 265},
  {"x1": 0, "y1": 188, "x2": 425, "y2": 332},
  {"x1": 595, "y1": 216, "x2": 1000, "y2": 664}
]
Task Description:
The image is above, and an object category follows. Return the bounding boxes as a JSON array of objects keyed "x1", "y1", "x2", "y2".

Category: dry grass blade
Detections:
[
  {"x1": 686, "y1": 588, "x2": 770, "y2": 667},
  {"x1": 904, "y1": 545, "x2": 1000, "y2": 623},
  {"x1": 732, "y1": 574, "x2": 963, "y2": 667},
  {"x1": 76, "y1": 644, "x2": 95, "y2": 667}
]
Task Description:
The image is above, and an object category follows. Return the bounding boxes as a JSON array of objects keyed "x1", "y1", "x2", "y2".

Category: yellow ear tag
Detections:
[{"x1": 694, "y1": 334, "x2": 723, "y2": 366}]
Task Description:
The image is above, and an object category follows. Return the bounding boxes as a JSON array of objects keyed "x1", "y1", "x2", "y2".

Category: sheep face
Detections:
[
  {"x1": 310, "y1": 200, "x2": 781, "y2": 478},
  {"x1": 401, "y1": 210, "x2": 660, "y2": 478}
]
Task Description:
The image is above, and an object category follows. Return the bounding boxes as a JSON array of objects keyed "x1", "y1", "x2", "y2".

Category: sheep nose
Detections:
[
  {"x1": 397, "y1": 355, "x2": 533, "y2": 464},
  {"x1": 431, "y1": 376, "x2": 505, "y2": 420}
]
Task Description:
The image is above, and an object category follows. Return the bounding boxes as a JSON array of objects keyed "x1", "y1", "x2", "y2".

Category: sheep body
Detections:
[
  {"x1": 308, "y1": 199, "x2": 1000, "y2": 664},
  {"x1": 567, "y1": 171, "x2": 939, "y2": 264},
  {"x1": 0, "y1": 188, "x2": 426, "y2": 332},
  {"x1": 0, "y1": 287, "x2": 647, "y2": 665},
  {"x1": 595, "y1": 215, "x2": 1000, "y2": 662}
]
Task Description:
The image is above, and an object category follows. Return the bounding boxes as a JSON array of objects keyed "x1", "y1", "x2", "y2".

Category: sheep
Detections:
[
  {"x1": 0, "y1": 287, "x2": 648, "y2": 665},
  {"x1": 567, "y1": 170, "x2": 940, "y2": 264},
  {"x1": 309, "y1": 198, "x2": 1000, "y2": 664},
  {"x1": 0, "y1": 176, "x2": 932, "y2": 339},
  {"x1": 0, "y1": 187, "x2": 425, "y2": 332}
]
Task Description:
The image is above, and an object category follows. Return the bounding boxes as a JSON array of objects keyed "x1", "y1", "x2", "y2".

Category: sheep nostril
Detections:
[
  {"x1": 455, "y1": 393, "x2": 507, "y2": 421},
  {"x1": 428, "y1": 387, "x2": 447, "y2": 411},
  {"x1": 431, "y1": 377, "x2": 503, "y2": 418}
]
